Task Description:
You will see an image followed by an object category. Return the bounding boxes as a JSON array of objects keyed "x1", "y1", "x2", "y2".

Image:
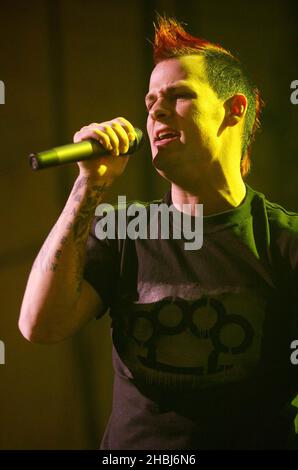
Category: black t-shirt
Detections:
[{"x1": 83, "y1": 184, "x2": 298, "y2": 449}]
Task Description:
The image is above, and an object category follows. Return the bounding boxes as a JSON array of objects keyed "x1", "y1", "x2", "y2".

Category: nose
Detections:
[{"x1": 149, "y1": 97, "x2": 172, "y2": 121}]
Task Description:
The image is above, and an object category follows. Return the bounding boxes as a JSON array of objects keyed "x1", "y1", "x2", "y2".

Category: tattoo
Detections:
[
  {"x1": 32, "y1": 223, "x2": 55, "y2": 272},
  {"x1": 73, "y1": 175, "x2": 88, "y2": 194},
  {"x1": 32, "y1": 176, "x2": 109, "y2": 291},
  {"x1": 72, "y1": 180, "x2": 109, "y2": 291}
]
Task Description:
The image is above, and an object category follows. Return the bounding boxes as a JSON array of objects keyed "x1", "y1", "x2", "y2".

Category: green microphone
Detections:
[{"x1": 29, "y1": 128, "x2": 143, "y2": 170}]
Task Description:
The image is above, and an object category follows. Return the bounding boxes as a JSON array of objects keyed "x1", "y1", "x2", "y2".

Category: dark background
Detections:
[{"x1": 0, "y1": 0, "x2": 297, "y2": 449}]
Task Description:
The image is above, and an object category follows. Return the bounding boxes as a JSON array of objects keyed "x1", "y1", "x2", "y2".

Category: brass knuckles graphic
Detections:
[{"x1": 127, "y1": 297, "x2": 255, "y2": 375}]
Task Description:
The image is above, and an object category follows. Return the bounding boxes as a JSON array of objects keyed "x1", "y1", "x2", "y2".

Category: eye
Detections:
[
  {"x1": 174, "y1": 92, "x2": 193, "y2": 99},
  {"x1": 146, "y1": 100, "x2": 155, "y2": 111}
]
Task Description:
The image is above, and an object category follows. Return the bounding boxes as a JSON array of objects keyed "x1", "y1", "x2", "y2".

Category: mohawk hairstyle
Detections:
[{"x1": 153, "y1": 15, "x2": 263, "y2": 177}]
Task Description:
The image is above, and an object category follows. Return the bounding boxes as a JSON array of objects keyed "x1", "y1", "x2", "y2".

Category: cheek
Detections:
[
  {"x1": 146, "y1": 118, "x2": 157, "y2": 156},
  {"x1": 183, "y1": 114, "x2": 214, "y2": 150},
  {"x1": 192, "y1": 106, "x2": 220, "y2": 140},
  {"x1": 175, "y1": 104, "x2": 199, "y2": 141},
  {"x1": 146, "y1": 117, "x2": 153, "y2": 141},
  {"x1": 202, "y1": 98, "x2": 225, "y2": 133},
  {"x1": 183, "y1": 110, "x2": 205, "y2": 139}
]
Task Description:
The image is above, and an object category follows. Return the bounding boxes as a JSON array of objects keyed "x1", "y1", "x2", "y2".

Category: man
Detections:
[{"x1": 19, "y1": 17, "x2": 298, "y2": 449}]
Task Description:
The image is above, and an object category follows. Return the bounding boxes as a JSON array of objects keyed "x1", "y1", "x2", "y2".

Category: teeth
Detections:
[{"x1": 158, "y1": 132, "x2": 177, "y2": 140}]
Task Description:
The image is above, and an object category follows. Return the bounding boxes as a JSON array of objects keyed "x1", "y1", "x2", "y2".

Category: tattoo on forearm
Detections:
[
  {"x1": 32, "y1": 177, "x2": 108, "y2": 291},
  {"x1": 32, "y1": 223, "x2": 58, "y2": 272},
  {"x1": 72, "y1": 181, "x2": 108, "y2": 291}
]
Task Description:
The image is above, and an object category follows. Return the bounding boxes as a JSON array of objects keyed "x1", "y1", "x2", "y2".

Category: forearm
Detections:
[{"x1": 19, "y1": 174, "x2": 110, "y2": 341}]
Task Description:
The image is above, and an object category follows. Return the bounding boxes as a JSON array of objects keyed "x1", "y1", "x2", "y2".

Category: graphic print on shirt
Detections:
[{"x1": 111, "y1": 290, "x2": 267, "y2": 389}]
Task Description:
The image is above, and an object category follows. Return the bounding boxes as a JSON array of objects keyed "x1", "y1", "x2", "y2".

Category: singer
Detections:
[{"x1": 19, "y1": 16, "x2": 298, "y2": 450}]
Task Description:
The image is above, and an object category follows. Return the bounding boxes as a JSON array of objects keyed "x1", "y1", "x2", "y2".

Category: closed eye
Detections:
[
  {"x1": 146, "y1": 101, "x2": 154, "y2": 111},
  {"x1": 173, "y1": 92, "x2": 195, "y2": 99},
  {"x1": 145, "y1": 92, "x2": 195, "y2": 111}
]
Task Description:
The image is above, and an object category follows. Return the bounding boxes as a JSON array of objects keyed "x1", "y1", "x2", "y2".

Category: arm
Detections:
[{"x1": 19, "y1": 117, "x2": 136, "y2": 343}]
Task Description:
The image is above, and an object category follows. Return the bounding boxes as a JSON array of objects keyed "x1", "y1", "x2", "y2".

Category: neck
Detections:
[{"x1": 171, "y1": 171, "x2": 246, "y2": 216}]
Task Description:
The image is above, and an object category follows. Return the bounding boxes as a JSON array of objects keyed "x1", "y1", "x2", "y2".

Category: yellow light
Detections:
[{"x1": 98, "y1": 164, "x2": 108, "y2": 177}]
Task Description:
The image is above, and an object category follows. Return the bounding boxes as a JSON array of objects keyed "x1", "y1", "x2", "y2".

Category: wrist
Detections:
[
  {"x1": 72, "y1": 175, "x2": 112, "y2": 204},
  {"x1": 77, "y1": 172, "x2": 114, "y2": 189}
]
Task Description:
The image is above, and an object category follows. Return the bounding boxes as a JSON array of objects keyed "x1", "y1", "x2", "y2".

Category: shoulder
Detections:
[
  {"x1": 266, "y1": 199, "x2": 298, "y2": 271},
  {"x1": 265, "y1": 200, "x2": 298, "y2": 234},
  {"x1": 248, "y1": 185, "x2": 298, "y2": 234},
  {"x1": 249, "y1": 186, "x2": 298, "y2": 272}
]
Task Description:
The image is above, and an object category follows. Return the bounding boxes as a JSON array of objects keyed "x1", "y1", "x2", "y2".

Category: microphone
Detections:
[{"x1": 29, "y1": 127, "x2": 143, "y2": 170}]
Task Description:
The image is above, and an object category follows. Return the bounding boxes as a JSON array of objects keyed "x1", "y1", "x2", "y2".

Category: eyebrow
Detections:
[{"x1": 145, "y1": 82, "x2": 194, "y2": 104}]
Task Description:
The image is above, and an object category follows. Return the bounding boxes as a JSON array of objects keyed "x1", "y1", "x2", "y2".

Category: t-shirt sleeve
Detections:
[
  {"x1": 275, "y1": 217, "x2": 298, "y2": 290},
  {"x1": 270, "y1": 210, "x2": 298, "y2": 340},
  {"x1": 83, "y1": 217, "x2": 119, "y2": 317}
]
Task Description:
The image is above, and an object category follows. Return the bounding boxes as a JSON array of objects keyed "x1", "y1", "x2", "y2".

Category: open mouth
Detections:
[{"x1": 154, "y1": 132, "x2": 180, "y2": 146}]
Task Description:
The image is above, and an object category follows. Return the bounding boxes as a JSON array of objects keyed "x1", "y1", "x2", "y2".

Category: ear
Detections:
[{"x1": 225, "y1": 94, "x2": 247, "y2": 127}]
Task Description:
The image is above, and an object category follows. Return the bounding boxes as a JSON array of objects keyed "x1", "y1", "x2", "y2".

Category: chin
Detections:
[
  {"x1": 152, "y1": 149, "x2": 178, "y2": 171},
  {"x1": 152, "y1": 156, "x2": 180, "y2": 184}
]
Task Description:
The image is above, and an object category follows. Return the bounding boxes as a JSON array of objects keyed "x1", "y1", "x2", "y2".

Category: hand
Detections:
[{"x1": 73, "y1": 116, "x2": 137, "y2": 182}]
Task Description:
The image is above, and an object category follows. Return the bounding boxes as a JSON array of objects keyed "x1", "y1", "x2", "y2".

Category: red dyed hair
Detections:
[{"x1": 153, "y1": 16, "x2": 227, "y2": 63}]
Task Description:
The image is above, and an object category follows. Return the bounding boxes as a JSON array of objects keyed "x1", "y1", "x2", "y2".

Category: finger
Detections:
[
  {"x1": 73, "y1": 131, "x2": 81, "y2": 143},
  {"x1": 98, "y1": 125, "x2": 120, "y2": 156},
  {"x1": 90, "y1": 128, "x2": 113, "y2": 151},
  {"x1": 73, "y1": 129, "x2": 95, "y2": 143},
  {"x1": 89, "y1": 123, "x2": 119, "y2": 155},
  {"x1": 73, "y1": 128, "x2": 111, "y2": 151},
  {"x1": 111, "y1": 122, "x2": 130, "y2": 154},
  {"x1": 115, "y1": 117, "x2": 137, "y2": 142}
]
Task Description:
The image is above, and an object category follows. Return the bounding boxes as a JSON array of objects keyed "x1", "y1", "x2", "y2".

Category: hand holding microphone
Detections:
[{"x1": 29, "y1": 117, "x2": 143, "y2": 183}]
